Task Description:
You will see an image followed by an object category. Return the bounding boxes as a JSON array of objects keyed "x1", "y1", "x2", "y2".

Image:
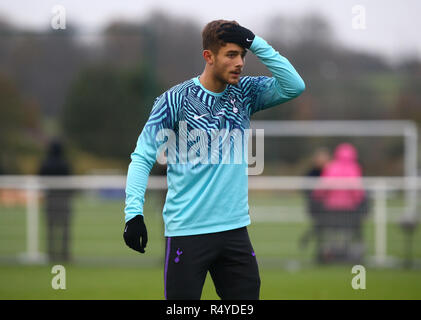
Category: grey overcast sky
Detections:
[{"x1": 0, "y1": 0, "x2": 420, "y2": 63}]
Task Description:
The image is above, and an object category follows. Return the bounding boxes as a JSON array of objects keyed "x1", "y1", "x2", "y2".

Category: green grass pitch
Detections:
[
  {"x1": 0, "y1": 190, "x2": 420, "y2": 299},
  {"x1": 1, "y1": 265, "x2": 421, "y2": 299}
]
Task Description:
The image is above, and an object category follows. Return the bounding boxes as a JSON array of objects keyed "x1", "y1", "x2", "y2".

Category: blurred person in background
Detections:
[
  {"x1": 300, "y1": 147, "x2": 331, "y2": 249},
  {"x1": 123, "y1": 19, "x2": 305, "y2": 299},
  {"x1": 39, "y1": 138, "x2": 73, "y2": 263},
  {"x1": 312, "y1": 143, "x2": 369, "y2": 263}
]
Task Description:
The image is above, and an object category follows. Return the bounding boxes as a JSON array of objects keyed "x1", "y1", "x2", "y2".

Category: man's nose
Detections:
[{"x1": 235, "y1": 56, "x2": 244, "y2": 68}]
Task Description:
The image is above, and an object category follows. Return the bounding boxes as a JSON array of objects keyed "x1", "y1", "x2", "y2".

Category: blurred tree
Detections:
[
  {"x1": 0, "y1": 17, "x2": 15, "y2": 66},
  {"x1": 393, "y1": 78, "x2": 421, "y2": 124},
  {"x1": 1, "y1": 11, "x2": 419, "y2": 176},
  {"x1": 392, "y1": 58, "x2": 421, "y2": 125},
  {"x1": 0, "y1": 23, "x2": 87, "y2": 117},
  {"x1": 100, "y1": 12, "x2": 203, "y2": 88},
  {"x1": 140, "y1": 12, "x2": 203, "y2": 87},
  {"x1": 101, "y1": 21, "x2": 144, "y2": 68},
  {"x1": 61, "y1": 63, "x2": 159, "y2": 160},
  {"x1": 266, "y1": 13, "x2": 335, "y2": 53},
  {"x1": 397, "y1": 56, "x2": 421, "y2": 76},
  {"x1": 0, "y1": 73, "x2": 41, "y2": 172},
  {"x1": 262, "y1": 13, "x2": 392, "y2": 122}
]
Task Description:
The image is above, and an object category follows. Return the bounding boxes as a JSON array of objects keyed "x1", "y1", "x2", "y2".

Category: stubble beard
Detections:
[{"x1": 214, "y1": 68, "x2": 239, "y2": 86}]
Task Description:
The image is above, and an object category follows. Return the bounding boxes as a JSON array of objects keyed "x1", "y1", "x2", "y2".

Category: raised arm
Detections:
[{"x1": 247, "y1": 35, "x2": 306, "y2": 113}]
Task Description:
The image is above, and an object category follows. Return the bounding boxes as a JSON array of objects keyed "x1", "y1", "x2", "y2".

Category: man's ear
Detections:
[{"x1": 203, "y1": 49, "x2": 214, "y2": 65}]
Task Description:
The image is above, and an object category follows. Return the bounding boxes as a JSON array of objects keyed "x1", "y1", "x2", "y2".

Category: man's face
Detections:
[{"x1": 211, "y1": 43, "x2": 246, "y2": 85}]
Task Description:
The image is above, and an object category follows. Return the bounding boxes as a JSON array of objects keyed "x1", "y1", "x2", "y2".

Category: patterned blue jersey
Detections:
[{"x1": 125, "y1": 36, "x2": 305, "y2": 236}]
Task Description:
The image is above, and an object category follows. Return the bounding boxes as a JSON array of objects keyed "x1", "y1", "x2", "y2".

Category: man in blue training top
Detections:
[{"x1": 123, "y1": 20, "x2": 305, "y2": 300}]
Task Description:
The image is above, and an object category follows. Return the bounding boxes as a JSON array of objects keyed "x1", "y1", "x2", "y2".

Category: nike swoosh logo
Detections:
[
  {"x1": 246, "y1": 38, "x2": 253, "y2": 42},
  {"x1": 193, "y1": 113, "x2": 209, "y2": 120}
]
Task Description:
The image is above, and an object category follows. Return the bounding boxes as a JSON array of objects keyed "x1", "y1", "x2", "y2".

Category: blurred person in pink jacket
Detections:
[
  {"x1": 310, "y1": 143, "x2": 369, "y2": 264},
  {"x1": 312, "y1": 143, "x2": 365, "y2": 212}
]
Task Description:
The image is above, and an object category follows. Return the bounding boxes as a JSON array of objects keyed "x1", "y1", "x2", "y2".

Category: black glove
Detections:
[
  {"x1": 123, "y1": 215, "x2": 148, "y2": 253},
  {"x1": 217, "y1": 23, "x2": 255, "y2": 49}
]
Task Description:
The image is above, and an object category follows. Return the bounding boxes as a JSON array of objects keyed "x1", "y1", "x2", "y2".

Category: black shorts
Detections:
[{"x1": 164, "y1": 227, "x2": 260, "y2": 300}]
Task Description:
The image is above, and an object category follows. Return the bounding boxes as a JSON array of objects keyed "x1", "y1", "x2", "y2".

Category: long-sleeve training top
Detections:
[{"x1": 125, "y1": 35, "x2": 305, "y2": 236}]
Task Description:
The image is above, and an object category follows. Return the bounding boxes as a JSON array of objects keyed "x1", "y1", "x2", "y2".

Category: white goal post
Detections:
[{"x1": 250, "y1": 120, "x2": 418, "y2": 221}]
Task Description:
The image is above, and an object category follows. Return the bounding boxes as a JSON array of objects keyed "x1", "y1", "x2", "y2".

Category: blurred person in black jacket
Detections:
[
  {"x1": 39, "y1": 139, "x2": 73, "y2": 262},
  {"x1": 300, "y1": 147, "x2": 331, "y2": 250}
]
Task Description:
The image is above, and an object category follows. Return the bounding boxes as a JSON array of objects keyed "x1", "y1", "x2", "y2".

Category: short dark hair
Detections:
[{"x1": 202, "y1": 20, "x2": 239, "y2": 53}]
